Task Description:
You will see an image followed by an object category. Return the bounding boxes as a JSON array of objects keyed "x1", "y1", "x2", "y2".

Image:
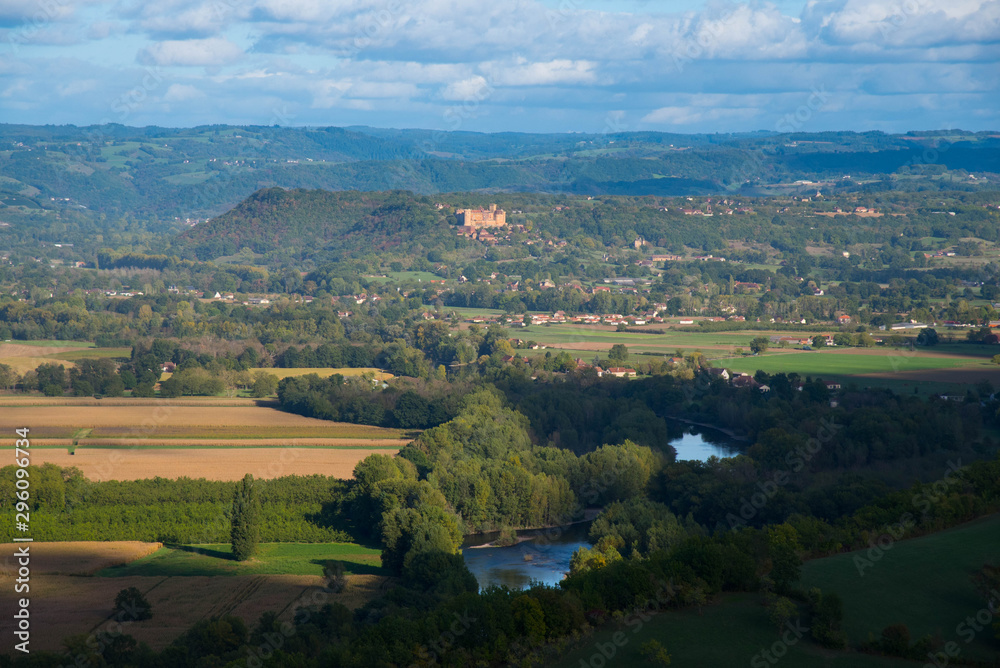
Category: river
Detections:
[
  {"x1": 669, "y1": 424, "x2": 742, "y2": 461},
  {"x1": 463, "y1": 427, "x2": 739, "y2": 590}
]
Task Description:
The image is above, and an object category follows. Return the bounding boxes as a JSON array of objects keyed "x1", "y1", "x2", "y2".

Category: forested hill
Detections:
[
  {"x1": 1, "y1": 124, "x2": 998, "y2": 226},
  {"x1": 173, "y1": 188, "x2": 453, "y2": 261}
]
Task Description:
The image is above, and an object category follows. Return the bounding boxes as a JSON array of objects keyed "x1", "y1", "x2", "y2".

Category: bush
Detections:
[{"x1": 114, "y1": 587, "x2": 152, "y2": 621}]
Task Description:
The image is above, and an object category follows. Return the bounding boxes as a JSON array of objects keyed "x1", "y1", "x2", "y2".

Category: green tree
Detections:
[
  {"x1": 114, "y1": 586, "x2": 152, "y2": 621},
  {"x1": 230, "y1": 474, "x2": 261, "y2": 561},
  {"x1": 916, "y1": 328, "x2": 939, "y2": 346},
  {"x1": 769, "y1": 596, "x2": 797, "y2": 633},
  {"x1": 766, "y1": 524, "x2": 803, "y2": 593},
  {"x1": 640, "y1": 639, "x2": 672, "y2": 665},
  {"x1": 749, "y1": 337, "x2": 769, "y2": 355},
  {"x1": 855, "y1": 332, "x2": 876, "y2": 347},
  {"x1": 0, "y1": 363, "x2": 18, "y2": 390},
  {"x1": 250, "y1": 371, "x2": 278, "y2": 397},
  {"x1": 608, "y1": 344, "x2": 629, "y2": 364}
]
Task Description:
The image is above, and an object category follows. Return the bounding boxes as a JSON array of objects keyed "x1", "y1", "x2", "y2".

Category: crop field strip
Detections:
[
  {"x1": 0, "y1": 396, "x2": 266, "y2": 407},
  {"x1": 0, "y1": 405, "x2": 405, "y2": 434},
  {"x1": 0, "y1": 540, "x2": 389, "y2": 650},
  {"x1": 56, "y1": 438, "x2": 407, "y2": 448},
  {"x1": 22, "y1": 447, "x2": 396, "y2": 480},
  {"x1": 0, "y1": 403, "x2": 410, "y2": 479}
]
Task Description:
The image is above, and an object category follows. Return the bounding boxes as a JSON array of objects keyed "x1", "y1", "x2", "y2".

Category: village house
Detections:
[
  {"x1": 605, "y1": 367, "x2": 637, "y2": 378},
  {"x1": 707, "y1": 367, "x2": 730, "y2": 381}
]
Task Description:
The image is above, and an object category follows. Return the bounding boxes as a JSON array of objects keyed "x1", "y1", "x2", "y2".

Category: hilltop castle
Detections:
[{"x1": 456, "y1": 204, "x2": 506, "y2": 230}]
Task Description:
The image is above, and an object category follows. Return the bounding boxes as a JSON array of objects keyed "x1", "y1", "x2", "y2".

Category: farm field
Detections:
[
  {"x1": 0, "y1": 572, "x2": 381, "y2": 651},
  {"x1": 0, "y1": 396, "x2": 264, "y2": 407},
  {"x1": 715, "y1": 350, "x2": 986, "y2": 377},
  {"x1": 552, "y1": 592, "x2": 916, "y2": 668},
  {"x1": 0, "y1": 539, "x2": 388, "y2": 650},
  {"x1": 0, "y1": 405, "x2": 406, "y2": 437},
  {"x1": 800, "y1": 513, "x2": 1000, "y2": 662},
  {"x1": 58, "y1": 438, "x2": 406, "y2": 448},
  {"x1": 1, "y1": 401, "x2": 409, "y2": 479},
  {"x1": 23, "y1": 446, "x2": 397, "y2": 480},
  {"x1": 0, "y1": 341, "x2": 129, "y2": 373},
  {"x1": 0, "y1": 541, "x2": 163, "y2": 576},
  {"x1": 250, "y1": 366, "x2": 394, "y2": 380},
  {"x1": 521, "y1": 324, "x2": 760, "y2": 351},
  {"x1": 99, "y1": 542, "x2": 384, "y2": 577},
  {"x1": 44, "y1": 346, "x2": 131, "y2": 361}
]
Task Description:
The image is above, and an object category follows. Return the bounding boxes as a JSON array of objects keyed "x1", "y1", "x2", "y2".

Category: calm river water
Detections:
[{"x1": 463, "y1": 427, "x2": 739, "y2": 590}]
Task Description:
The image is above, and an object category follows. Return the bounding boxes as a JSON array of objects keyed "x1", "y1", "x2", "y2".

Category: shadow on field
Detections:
[
  {"x1": 313, "y1": 558, "x2": 384, "y2": 577},
  {"x1": 167, "y1": 543, "x2": 235, "y2": 561}
]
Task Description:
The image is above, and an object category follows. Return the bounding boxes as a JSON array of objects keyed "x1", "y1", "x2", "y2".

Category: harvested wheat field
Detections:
[
  {"x1": 0, "y1": 343, "x2": 85, "y2": 358},
  {"x1": 0, "y1": 405, "x2": 379, "y2": 430},
  {"x1": 0, "y1": 574, "x2": 161, "y2": 650},
  {"x1": 0, "y1": 405, "x2": 408, "y2": 443},
  {"x1": 78, "y1": 438, "x2": 408, "y2": 448},
  {"x1": 0, "y1": 572, "x2": 387, "y2": 651},
  {"x1": 0, "y1": 356, "x2": 76, "y2": 375},
  {"x1": 0, "y1": 541, "x2": 161, "y2": 577},
  {"x1": 0, "y1": 396, "x2": 263, "y2": 407},
  {"x1": 25, "y1": 447, "x2": 396, "y2": 481}
]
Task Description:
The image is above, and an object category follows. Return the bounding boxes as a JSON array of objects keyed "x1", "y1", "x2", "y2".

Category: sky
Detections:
[{"x1": 0, "y1": 0, "x2": 997, "y2": 134}]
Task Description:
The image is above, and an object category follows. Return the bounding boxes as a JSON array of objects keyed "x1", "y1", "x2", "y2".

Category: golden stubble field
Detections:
[
  {"x1": 25, "y1": 447, "x2": 400, "y2": 481},
  {"x1": 0, "y1": 401, "x2": 411, "y2": 480},
  {"x1": 0, "y1": 542, "x2": 388, "y2": 651},
  {"x1": 0, "y1": 405, "x2": 391, "y2": 431}
]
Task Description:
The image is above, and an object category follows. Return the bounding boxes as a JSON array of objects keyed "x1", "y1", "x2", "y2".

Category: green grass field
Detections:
[
  {"x1": 552, "y1": 593, "x2": 917, "y2": 668},
  {"x1": 520, "y1": 324, "x2": 760, "y2": 349},
  {"x1": 367, "y1": 270, "x2": 443, "y2": 283},
  {"x1": 249, "y1": 367, "x2": 394, "y2": 381},
  {"x1": 801, "y1": 513, "x2": 1000, "y2": 661},
  {"x1": 98, "y1": 542, "x2": 384, "y2": 577},
  {"x1": 716, "y1": 351, "x2": 979, "y2": 377},
  {"x1": 6, "y1": 340, "x2": 95, "y2": 347},
  {"x1": 44, "y1": 347, "x2": 132, "y2": 361}
]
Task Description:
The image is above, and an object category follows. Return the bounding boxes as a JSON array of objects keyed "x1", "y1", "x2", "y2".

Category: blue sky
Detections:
[{"x1": 1, "y1": 0, "x2": 997, "y2": 133}]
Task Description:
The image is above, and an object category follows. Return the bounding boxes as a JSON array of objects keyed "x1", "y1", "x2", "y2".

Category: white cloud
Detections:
[
  {"x1": 641, "y1": 104, "x2": 759, "y2": 126},
  {"x1": 441, "y1": 75, "x2": 489, "y2": 101},
  {"x1": 58, "y1": 78, "x2": 98, "y2": 96},
  {"x1": 488, "y1": 59, "x2": 598, "y2": 86},
  {"x1": 163, "y1": 83, "x2": 204, "y2": 101},
  {"x1": 0, "y1": 0, "x2": 997, "y2": 131},
  {"x1": 139, "y1": 37, "x2": 244, "y2": 66}
]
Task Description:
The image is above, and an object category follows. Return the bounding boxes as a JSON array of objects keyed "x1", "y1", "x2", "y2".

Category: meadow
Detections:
[
  {"x1": 99, "y1": 542, "x2": 384, "y2": 577},
  {"x1": 250, "y1": 366, "x2": 394, "y2": 381},
  {"x1": 552, "y1": 592, "x2": 917, "y2": 668},
  {"x1": 801, "y1": 513, "x2": 1000, "y2": 662},
  {"x1": 716, "y1": 350, "x2": 981, "y2": 377}
]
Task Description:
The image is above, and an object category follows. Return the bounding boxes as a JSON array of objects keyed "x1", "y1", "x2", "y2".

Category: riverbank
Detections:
[
  {"x1": 465, "y1": 509, "x2": 601, "y2": 549},
  {"x1": 670, "y1": 417, "x2": 748, "y2": 442}
]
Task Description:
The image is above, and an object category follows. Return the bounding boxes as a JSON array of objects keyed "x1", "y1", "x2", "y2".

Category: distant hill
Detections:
[
  {"x1": 172, "y1": 188, "x2": 453, "y2": 261},
  {"x1": 1, "y1": 124, "x2": 997, "y2": 224}
]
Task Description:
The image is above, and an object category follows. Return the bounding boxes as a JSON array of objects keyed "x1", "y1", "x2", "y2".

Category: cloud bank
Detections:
[{"x1": 1, "y1": 0, "x2": 997, "y2": 132}]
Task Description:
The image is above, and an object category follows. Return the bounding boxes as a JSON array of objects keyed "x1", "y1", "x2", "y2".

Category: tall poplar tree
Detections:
[{"x1": 230, "y1": 473, "x2": 260, "y2": 561}]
